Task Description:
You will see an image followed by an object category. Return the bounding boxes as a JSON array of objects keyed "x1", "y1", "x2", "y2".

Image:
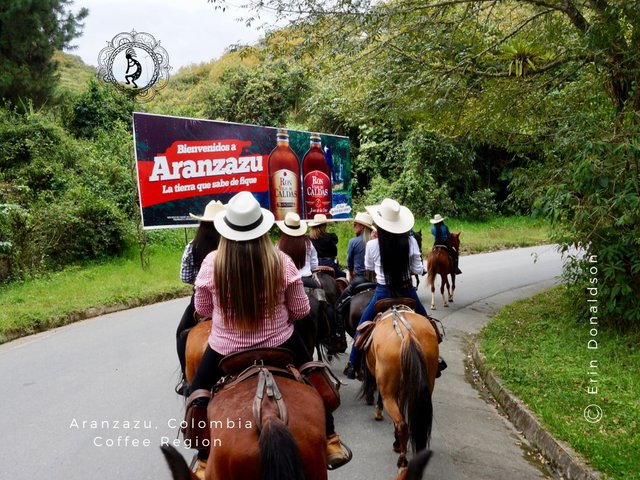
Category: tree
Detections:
[
  {"x1": 207, "y1": 0, "x2": 640, "y2": 329},
  {"x1": 0, "y1": 0, "x2": 88, "y2": 106}
]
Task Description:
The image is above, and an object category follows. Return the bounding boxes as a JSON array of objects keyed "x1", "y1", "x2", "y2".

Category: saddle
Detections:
[
  {"x1": 182, "y1": 349, "x2": 341, "y2": 449},
  {"x1": 314, "y1": 265, "x2": 336, "y2": 277}
]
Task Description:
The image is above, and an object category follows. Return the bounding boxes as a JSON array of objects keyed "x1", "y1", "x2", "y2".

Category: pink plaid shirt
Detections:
[{"x1": 194, "y1": 250, "x2": 310, "y2": 355}]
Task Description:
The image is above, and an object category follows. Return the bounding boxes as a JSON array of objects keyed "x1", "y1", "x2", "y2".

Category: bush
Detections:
[{"x1": 461, "y1": 188, "x2": 498, "y2": 220}]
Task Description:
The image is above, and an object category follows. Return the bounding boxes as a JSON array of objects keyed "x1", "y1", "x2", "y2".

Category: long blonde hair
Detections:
[
  {"x1": 214, "y1": 233, "x2": 283, "y2": 331},
  {"x1": 308, "y1": 224, "x2": 327, "y2": 240}
]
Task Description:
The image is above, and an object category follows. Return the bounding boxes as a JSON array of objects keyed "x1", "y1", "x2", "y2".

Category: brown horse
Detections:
[
  {"x1": 182, "y1": 323, "x2": 328, "y2": 480},
  {"x1": 345, "y1": 288, "x2": 375, "y2": 338},
  {"x1": 162, "y1": 445, "x2": 430, "y2": 480},
  {"x1": 426, "y1": 232, "x2": 460, "y2": 309},
  {"x1": 163, "y1": 445, "x2": 431, "y2": 480},
  {"x1": 361, "y1": 307, "x2": 439, "y2": 469},
  {"x1": 163, "y1": 373, "x2": 327, "y2": 480}
]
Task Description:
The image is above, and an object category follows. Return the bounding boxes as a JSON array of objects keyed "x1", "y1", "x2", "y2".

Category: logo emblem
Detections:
[{"x1": 97, "y1": 30, "x2": 171, "y2": 101}]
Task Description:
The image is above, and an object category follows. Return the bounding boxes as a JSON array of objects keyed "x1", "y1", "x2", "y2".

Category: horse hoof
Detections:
[
  {"x1": 392, "y1": 440, "x2": 401, "y2": 453},
  {"x1": 374, "y1": 409, "x2": 383, "y2": 421},
  {"x1": 444, "y1": 304, "x2": 449, "y2": 308},
  {"x1": 397, "y1": 455, "x2": 408, "y2": 469}
]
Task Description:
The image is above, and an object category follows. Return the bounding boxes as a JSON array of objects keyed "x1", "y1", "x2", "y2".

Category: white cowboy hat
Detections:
[
  {"x1": 189, "y1": 200, "x2": 226, "y2": 222},
  {"x1": 276, "y1": 212, "x2": 308, "y2": 237},
  {"x1": 213, "y1": 191, "x2": 275, "y2": 241},
  {"x1": 353, "y1": 212, "x2": 374, "y2": 229},
  {"x1": 365, "y1": 198, "x2": 414, "y2": 234},
  {"x1": 308, "y1": 213, "x2": 329, "y2": 227},
  {"x1": 429, "y1": 214, "x2": 446, "y2": 224}
]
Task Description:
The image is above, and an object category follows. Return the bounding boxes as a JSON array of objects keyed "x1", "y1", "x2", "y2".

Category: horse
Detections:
[
  {"x1": 296, "y1": 289, "x2": 331, "y2": 361},
  {"x1": 426, "y1": 232, "x2": 460, "y2": 309},
  {"x1": 360, "y1": 305, "x2": 439, "y2": 469},
  {"x1": 182, "y1": 325, "x2": 329, "y2": 479},
  {"x1": 162, "y1": 445, "x2": 431, "y2": 480},
  {"x1": 313, "y1": 268, "x2": 347, "y2": 356}
]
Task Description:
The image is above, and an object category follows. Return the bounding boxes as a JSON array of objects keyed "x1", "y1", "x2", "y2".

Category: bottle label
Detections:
[
  {"x1": 271, "y1": 169, "x2": 299, "y2": 218},
  {"x1": 304, "y1": 170, "x2": 331, "y2": 217}
]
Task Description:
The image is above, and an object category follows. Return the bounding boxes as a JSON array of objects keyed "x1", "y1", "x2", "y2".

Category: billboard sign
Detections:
[{"x1": 132, "y1": 113, "x2": 351, "y2": 229}]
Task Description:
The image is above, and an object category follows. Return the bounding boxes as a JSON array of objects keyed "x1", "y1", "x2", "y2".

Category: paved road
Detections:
[{"x1": 0, "y1": 245, "x2": 563, "y2": 479}]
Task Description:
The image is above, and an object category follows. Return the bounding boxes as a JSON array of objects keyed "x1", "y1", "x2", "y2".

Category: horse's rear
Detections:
[
  {"x1": 363, "y1": 309, "x2": 438, "y2": 469},
  {"x1": 207, "y1": 373, "x2": 327, "y2": 480},
  {"x1": 427, "y1": 247, "x2": 453, "y2": 309}
]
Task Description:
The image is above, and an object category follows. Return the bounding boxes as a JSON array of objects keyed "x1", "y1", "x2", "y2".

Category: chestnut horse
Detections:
[
  {"x1": 426, "y1": 232, "x2": 460, "y2": 309},
  {"x1": 162, "y1": 445, "x2": 431, "y2": 480},
  {"x1": 182, "y1": 322, "x2": 328, "y2": 480},
  {"x1": 361, "y1": 307, "x2": 438, "y2": 469}
]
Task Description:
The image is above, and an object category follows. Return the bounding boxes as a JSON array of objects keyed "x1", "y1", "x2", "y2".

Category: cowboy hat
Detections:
[
  {"x1": 213, "y1": 191, "x2": 275, "y2": 241},
  {"x1": 365, "y1": 198, "x2": 414, "y2": 234},
  {"x1": 308, "y1": 213, "x2": 329, "y2": 227},
  {"x1": 353, "y1": 212, "x2": 374, "y2": 229},
  {"x1": 276, "y1": 212, "x2": 308, "y2": 237},
  {"x1": 429, "y1": 214, "x2": 446, "y2": 224},
  {"x1": 189, "y1": 200, "x2": 226, "y2": 222}
]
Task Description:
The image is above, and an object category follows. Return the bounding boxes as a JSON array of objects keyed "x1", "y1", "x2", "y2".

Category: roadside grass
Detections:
[
  {"x1": 0, "y1": 215, "x2": 548, "y2": 344},
  {"x1": 480, "y1": 286, "x2": 640, "y2": 480},
  {"x1": 0, "y1": 242, "x2": 190, "y2": 344}
]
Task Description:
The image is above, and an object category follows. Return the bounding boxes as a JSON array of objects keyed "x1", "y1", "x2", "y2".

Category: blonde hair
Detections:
[
  {"x1": 213, "y1": 234, "x2": 283, "y2": 331},
  {"x1": 308, "y1": 224, "x2": 327, "y2": 240}
]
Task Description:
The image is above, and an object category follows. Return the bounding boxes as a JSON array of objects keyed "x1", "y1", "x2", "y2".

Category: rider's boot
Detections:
[
  {"x1": 343, "y1": 362, "x2": 357, "y2": 380},
  {"x1": 436, "y1": 356, "x2": 448, "y2": 378},
  {"x1": 193, "y1": 458, "x2": 207, "y2": 480},
  {"x1": 326, "y1": 433, "x2": 351, "y2": 469}
]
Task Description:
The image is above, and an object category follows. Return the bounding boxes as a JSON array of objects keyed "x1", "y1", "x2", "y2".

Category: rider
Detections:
[
  {"x1": 175, "y1": 200, "x2": 225, "y2": 395},
  {"x1": 343, "y1": 198, "x2": 429, "y2": 379},
  {"x1": 187, "y1": 192, "x2": 350, "y2": 477},
  {"x1": 308, "y1": 214, "x2": 347, "y2": 278},
  {"x1": 430, "y1": 214, "x2": 462, "y2": 275},
  {"x1": 275, "y1": 212, "x2": 319, "y2": 289}
]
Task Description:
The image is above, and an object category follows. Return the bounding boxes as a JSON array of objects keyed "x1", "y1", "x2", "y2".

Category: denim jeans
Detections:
[{"x1": 348, "y1": 283, "x2": 427, "y2": 364}]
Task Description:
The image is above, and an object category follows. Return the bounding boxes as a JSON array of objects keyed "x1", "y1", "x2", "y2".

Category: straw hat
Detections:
[
  {"x1": 189, "y1": 200, "x2": 226, "y2": 222},
  {"x1": 365, "y1": 198, "x2": 414, "y2": 234},
  {"x1": 353, "y1": 212, "x2": 374, "y2": 229},
  {"x1": 276, "y1": 212, "x2": 308, "y2": 237},
  {"x1": 429, "y1": 214, "x2": 446, "y2": 224},
  {"x1": 213, "y1": 191, "x2": 274, "y2": 241},
  {"x1": 308, "y1": 213, "x2": 329, "y2": 227}
]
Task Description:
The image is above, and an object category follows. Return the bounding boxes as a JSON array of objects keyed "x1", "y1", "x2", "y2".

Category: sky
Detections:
[{"x1": 64, "y1": 0, "x2": 267, "y2": 71}]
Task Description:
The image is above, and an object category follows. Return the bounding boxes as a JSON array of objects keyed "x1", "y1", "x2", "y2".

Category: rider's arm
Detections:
[
  {"x1": 193, "y1": 251, "x2": 216, "y2": 318},
  {"x1": 309, "y1": 243, "x2": 319, "y2": 272},
  {"x1": 179, "y1": 242, "x2": 196, "y2": 284},
  {"x1": 409, "y1": 236, "x2": 424, "y2": 275},
  {"x1": 283, "y1": 254, "x2": 311, "y2": 321}
]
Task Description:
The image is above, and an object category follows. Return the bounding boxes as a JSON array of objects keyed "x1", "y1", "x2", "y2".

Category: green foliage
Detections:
[
  {"x1": 0, "y1": 1, "x2": 88, "y2": 106},
  {"x1": 0, "y1": 105, "x2": 134, "y2": 281},
  {"x1": 203, "y1": 60, "x2": 308, "y2": 126},
  {"x1": 68, "y1": 79, "x2": 135, "y2": 139},
  {"x1": 518, "y1": 113, "x2": 640, "y2": 330}
]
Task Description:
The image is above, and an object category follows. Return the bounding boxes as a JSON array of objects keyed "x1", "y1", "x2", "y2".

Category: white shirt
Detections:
[
  {"x1": 365, "y1": 236, "x2": 423, "y2": 285},
  {"x1": 298, "y1": 242, "x2": 319, "y2": 277}
]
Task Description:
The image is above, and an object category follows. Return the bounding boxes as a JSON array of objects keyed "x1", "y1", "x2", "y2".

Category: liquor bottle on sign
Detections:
[
  {"x1": 268, "y1": 129, "x2": 300, "y2": 220},
  {"x1": 302, "y1": 133, "x2": 332, "y2": 218}
]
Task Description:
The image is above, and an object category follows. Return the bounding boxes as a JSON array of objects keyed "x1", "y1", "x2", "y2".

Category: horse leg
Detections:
[
  {"x1": 449, "y1": 273, "x2": 456, "y2": 303},
  {"x1": 428, "y1": 272, "x2": 436, "y2": 310},
  {"x1": 374, "y1": 392, "x2": 383, "y2": 421},
  {"x1": 379, "y1": 388, "x2": 409, "y2": 468},
  {"x1": 440, "y1": 273, "x2": 449, "y2": 307}
]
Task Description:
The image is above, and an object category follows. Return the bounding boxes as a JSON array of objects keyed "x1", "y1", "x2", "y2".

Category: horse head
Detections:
[{"x1": 450, "y1": 232, "x2": 460, "y2": 251}]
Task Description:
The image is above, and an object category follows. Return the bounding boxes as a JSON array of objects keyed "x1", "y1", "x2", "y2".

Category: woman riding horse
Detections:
[
  {"x1": 429, "y1": 214, "x2": 461, "y2": 275},
  {"x1": 175, "y1": 200, "x2": 225, "y2": 395},
  {"x1": 344, "y1": 198, "x2": 429, "y2": 379},
  {"x1": 186, "y1": 191, "x2": 350, "y2": 478}
]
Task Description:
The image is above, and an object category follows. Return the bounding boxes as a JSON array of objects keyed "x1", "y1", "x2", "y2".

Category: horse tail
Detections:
[
  {"x1": 259, "y1": 416, "x2": 306, "y2": 480},
  {"x1": 160, "y1": 445, "x2": 199, "y2": 480},
  {"x1": 399, "y1": 334, "x2": 433, "y2": 452}
]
